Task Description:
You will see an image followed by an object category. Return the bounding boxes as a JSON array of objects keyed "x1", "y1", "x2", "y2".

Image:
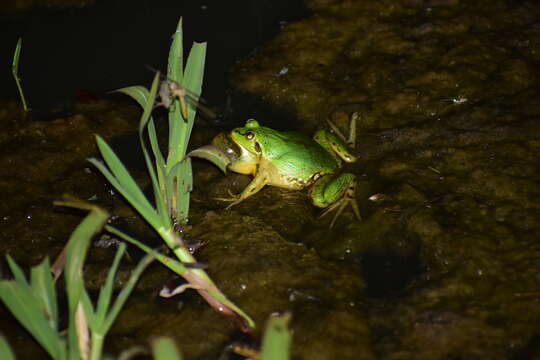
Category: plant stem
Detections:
[
  {"x1": 12, "y1": 38, "x2": 29, "y2": 112},
  {"x1": 160, "y1": 228, "x2": 256, "y2": 330},
  {"x1": 89, "y1": 332, "x2": 104, "y2": 360}
]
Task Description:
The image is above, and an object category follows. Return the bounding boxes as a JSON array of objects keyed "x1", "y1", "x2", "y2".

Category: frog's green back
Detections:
[{"x1": 257, "y1": 126, "x2": 339, "y2": 180}]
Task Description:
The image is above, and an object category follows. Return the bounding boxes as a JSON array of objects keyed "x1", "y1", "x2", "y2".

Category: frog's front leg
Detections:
[
  {"x1": 217, "y1": 172, "x2": 269, "y2": 209},
  {"x1": 310, "y1": 173, "x2": 361, "y2": 228}
]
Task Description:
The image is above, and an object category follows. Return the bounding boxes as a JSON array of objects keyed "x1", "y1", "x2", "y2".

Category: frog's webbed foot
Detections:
[
  {"x1": 319, "y1": 180, "x2": 361, "y2": 228},
  {"x1": 326, "y1": 112, "x2": 358, "y2": 149},
  {"x1": 214, "y1": 190, "x2": 243, "y2": 209}
]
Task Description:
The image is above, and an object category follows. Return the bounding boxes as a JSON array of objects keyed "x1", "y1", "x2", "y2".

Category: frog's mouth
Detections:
[{"x1": 211, "y1": 132, "x2": 241, "y2": 162}]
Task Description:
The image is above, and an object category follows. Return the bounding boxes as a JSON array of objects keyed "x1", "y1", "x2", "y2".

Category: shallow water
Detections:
[{"x1": 1, "y1": 0, "x2": 540, "y2": 359}]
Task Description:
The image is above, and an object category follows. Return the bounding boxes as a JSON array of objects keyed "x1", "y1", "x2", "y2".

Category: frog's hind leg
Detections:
[{"x1": 311, "y1": 173, "x2": 361, "y2": 228}]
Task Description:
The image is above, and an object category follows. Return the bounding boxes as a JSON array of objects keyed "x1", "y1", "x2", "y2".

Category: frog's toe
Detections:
[
  {"x1": 214, "y1": 190, "x2": 242, "y2": 208},
  {"x1": 225, "y1": 200, "x2": 240, "y2": 210},
  {"x1": 319, "y1": 181, "x2": 361, "y2": 228}
]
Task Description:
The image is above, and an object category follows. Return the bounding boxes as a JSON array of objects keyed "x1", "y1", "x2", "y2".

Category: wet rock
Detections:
[
  {"x1": 115, "y1": 211, "x2": 375, "y2": 359},
  {"x1": 231, "y1": 0, "x2": 540, "y2": 358}
]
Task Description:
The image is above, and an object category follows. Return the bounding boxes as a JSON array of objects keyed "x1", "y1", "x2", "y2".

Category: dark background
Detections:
[{"x1": 0, "y1": 0, "x2": 306, "y2": 112}]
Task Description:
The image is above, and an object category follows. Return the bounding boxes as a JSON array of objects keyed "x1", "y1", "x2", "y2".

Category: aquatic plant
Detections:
[
  {"x1": 90, "y1": 18, "x2": 255, "y2": 330},
  {"x1": 12, "y1": 38, "x2": 30, "y2": 112},
  {"x1": 0, "y1": 201, "x2": 289, "y2": 359},
  {"x1": 0, "y1": 202, "x2": 154, "y2": 360}
]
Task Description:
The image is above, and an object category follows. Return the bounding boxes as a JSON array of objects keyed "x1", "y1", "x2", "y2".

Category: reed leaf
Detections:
[
  {"x1": 64, "y1": 206, "x2": 108, "y2": 359},
  {"x1": 0, "y1": 335, "x2": 16, "y2": 360},
  {"x1": 0, "y1": 260, "x2": 64, "y2": 359},
  {"x1": 105, "y1": 225, "x2": 188, "y2": 275},
  {"x1": 152, "y1": 337, "x2": 183, "y2": 360},
  {"x1": 261, "y1": 313, "x2": 292, "y2": 360},
  {"x1": 93, "y1": 243, "x2": 127, "y2": 328},
  {"x1": 100, "y1": 252, "x2": 154, "y2": 334},
  {"x1": 5, "y1": 255, "x2": 28, "y2": 285},
  {"x1": 114, "y1": 85, "x2": 150, "y2": 109},
  {"x1": 30, "y1": 258, "x2": 58, "y2": 331}
]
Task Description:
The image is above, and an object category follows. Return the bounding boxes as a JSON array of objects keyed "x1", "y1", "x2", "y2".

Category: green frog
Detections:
[{"x1": 216, "y1": 112, "x2": 361, "y2": 227}]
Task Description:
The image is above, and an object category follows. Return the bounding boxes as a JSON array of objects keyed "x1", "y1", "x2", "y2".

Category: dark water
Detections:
[{"x1": 0, "y1": 0, "x2": 306, "y2": 112}]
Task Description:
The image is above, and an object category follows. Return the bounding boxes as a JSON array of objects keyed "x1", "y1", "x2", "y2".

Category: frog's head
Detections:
[
  {"x1": 223, "y1": 119, "x2": 263, "y2": 175},
  {"x1": 230, "y1": 119, "x2": 263, "y2": 155}
]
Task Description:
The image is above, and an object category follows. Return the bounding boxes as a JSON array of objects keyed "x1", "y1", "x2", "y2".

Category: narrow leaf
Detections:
[
  {"x1": 12, "y1": 37, "x2": 29, "y2": 112},
  {"x1": 75, "y1": 302, "x2": 90, "y2": 360},
  {"x1": 94, "y1": 243, "x2": 127, "y2": 327},
  {"x1": 88, "y1": 156, "x2": 162, "y2": 231},
  {"x1": 261, "y1": 313, "x2": 292, "y2": 360},
  {"x1": 5, "y1": 255, "x2": 28, "y2": 285},
  {"x1": 94, "y1": 136, "x2": 154, "y2": 210},
  {"x1": 179, "y1": 41, "x2": 206, "y2": 156},
  {"x1": 105, "y1": 225, "x2": 187, "y2": 275},
  {"x1": 168, "y1": 18, "x2": 184, "y2": 89},
  {"x1": 64, "y1": 205, "x2": 109, "y2": 358},
  {"x1": 188, "y1": 145, "x2": 231, "y2": 173},
  {"x1": 137, "y1": 73, "x2": 171, "y2": 228},
  {"x1": 147, "y1": 118, "x2": 167, "y2": 192},
  {"x1": 100, "y1": 252, "x2": 154, "y2": 334},
  {"x1": 0, "y1": 282, "x2": 62, "y2": 359},
  {"x1": 30, "y1": 258, "x2": 58, "y2": 331},
  {"x1": 152, "y1": 337, "x2": 183, "y2": 360},
  {"x1": 174, "y1": 158, "x2": 192, "y2": 222},
  {"x1": 0, "y1": 335, "x2": 16, "y2": 360},
  {"x1": 113, "y1": 85, "x2": 150, "y2": 110}
]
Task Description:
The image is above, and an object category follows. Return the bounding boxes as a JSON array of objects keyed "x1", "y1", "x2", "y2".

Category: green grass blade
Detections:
[
  {"x1": 114, "y1": 79, "x2": 168, "y2": 224},
  {"x1": 79, "y1": 289, "x2": 96, "y2": 330},
  {"x1": 0, "y1": 335, "x2": 16, "y2": 360},
  {"x1": 167, "y1": 19, "x2": 187, "y2": 169},
  {"x1": 152, "y1": 337, "x2": 183, "y2": 360},
  {"x1": 114, "y1": 85, "x2": 150, "y2": 109},
  {"x1": 147, "y1": 117, "x2": 166, "y2": 179},
  {"x1": 94, "y1": 243, "x2": 127, "y2": 328},
  {"x1": 5, "y1": 255, "x2": 28, "y2": 285},
  {"x1": 100, "y1": 252, "x2": 154, "y2": 334},
  {"x1": 108, "y1": 225, "x2": 256, "y2": 330},
  {"x1": 137, "y1": 73, "x2": 171, "y2": 228},
  {"x1": 105, "y1": 225, "x2": 188, "y2": 275},
  {"x1": 167, "y1": 41, "x2": 206, "y2": 169},
  {"x1": 261, "y1": 313, "x2": 292, "y2": 360},
  {"x1": 188, "y1": 145, "x2": 230, "y2": 174},
  {"x1": 168, "y1": 18, "x2": 184, "y2": 91},
  {"x1": 12, "y1": 37, "x2": 29, "y2": 112},
  {"x1": 138, "y1": 72, "x2": 160, "y2": 137},
  {"x1": 12, "y1": 38, "x2": 21, "y2": 77},
  {"x1": 89, "y1": 141, "x2": 163, "y2": 231},
  {"x1": 64, "y1": 205, "x2": 109, "y2": 359},
  {"x1": 0, "y1": 281, "x2": 62, "y2": 359},
  {"x1": 174, "y1": 158, "x2": 192, "y2": 221},
  {"x1": 30, "y1": 258, "x2": 58, "y2": 331},
  {"x1": 93, "y1": 136, "x2": 154, "y2": 210},
  {"x1": 114, "y1": 82, "x2": 169, "y2": 221},
  {"x1": 178, "y1": 41, "x2": 206, "y2": 156},
  {"x1": 147, "y1": 118, "x2": 168, "y2": 207},
  {"x1": 166, "y1": 18, "x2": 184, "y2": 152}
]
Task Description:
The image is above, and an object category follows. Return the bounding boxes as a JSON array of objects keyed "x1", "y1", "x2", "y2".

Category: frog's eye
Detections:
[{"x1": 245, "y1": 131, "x2": 255, "y2": 140}]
